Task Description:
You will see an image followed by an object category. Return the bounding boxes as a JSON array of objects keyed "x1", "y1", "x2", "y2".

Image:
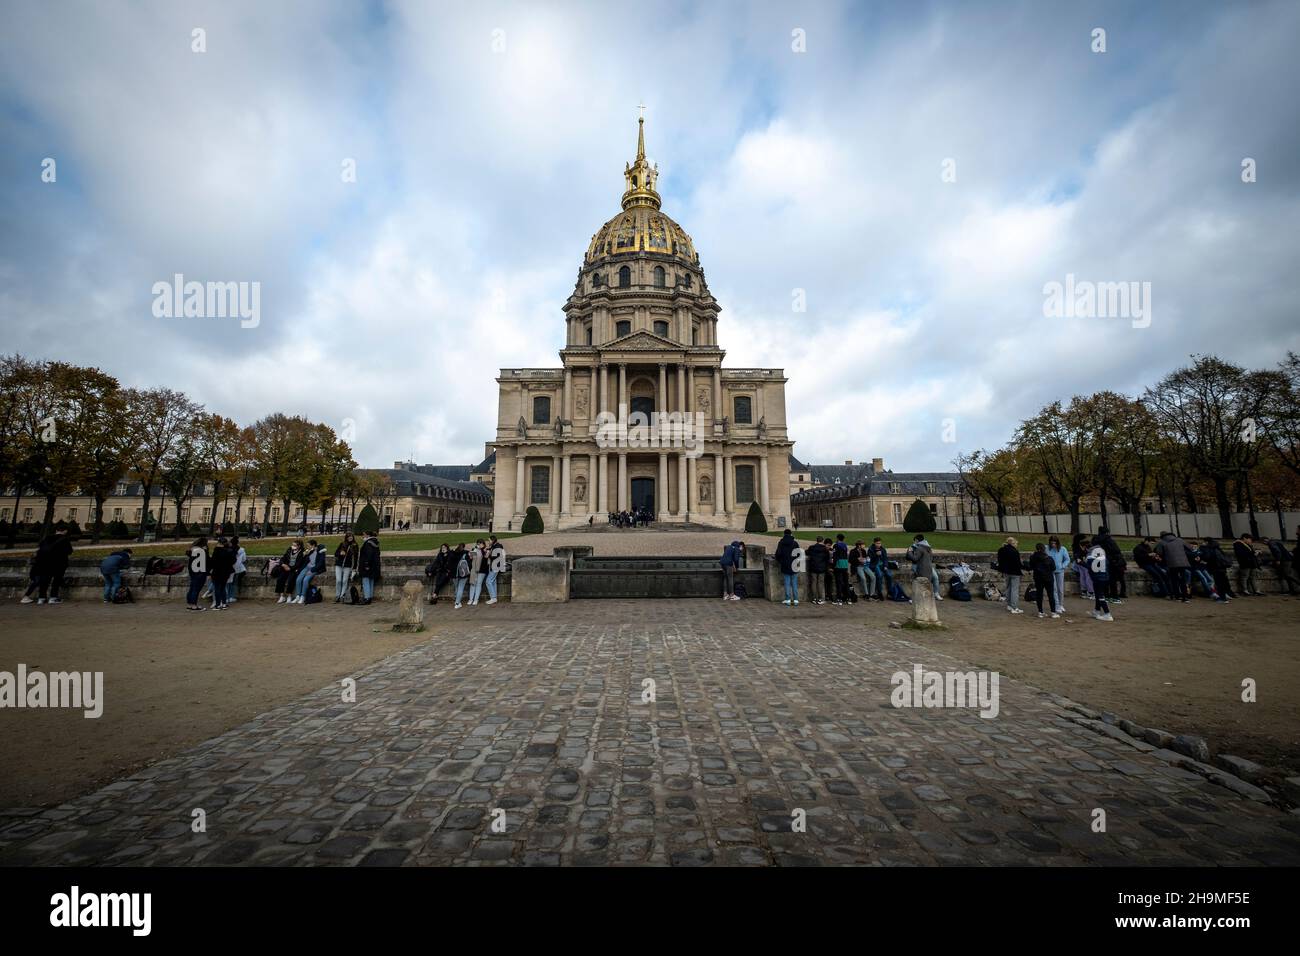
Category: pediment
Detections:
[{"x1": 603, "y1": 330, "x2": 681, "y2": 351}]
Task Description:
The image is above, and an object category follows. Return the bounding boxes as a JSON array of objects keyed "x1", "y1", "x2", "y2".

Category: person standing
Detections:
[
  {"x1": 209, "y1": 537, "x2": 234, "y2": 610},
  {"x1": 1233, "y1": 534, "x2": 1263, "y2": 596},
  {"x1": 1085, "y1": 537, "x2": 1113, "y2": 621},
  {"x1": 1263, "y1": 536, "x2": 1300, "y2": 594},
  {"x1": 720, "y1": 539, "x2": 742, "y2": 601},
  {"x1": 358, "y1": 531, "x2": 382, "y2": 604},
  {"x1": 1046, "y1": 535, "x2": 1070, "y2": 614},
  {"x1": 99, "y1": 547, "x2": 132, "y2": 604},
  {"x1": 775, "y1": 529, "x2": 800, "y2": 606},
  {"x1": 850, "y1": 540, "x2": 875, "y2": 604},
  {"x1": 831, "y1": 534, "x2": 852, "y2": 605},
  {"x1": 186, "y1": 536, "x2": 210, "y2": 611},
  {"x1": 1155, "y1": 531, "x2": 1190, "y2": 603},
  {"x1": 996, "y1": 536, "x2": 1024, "y2": 614},
  {"x1": 905, "y1": 534, "x2": 938, "y2": 603},
  {"x1": 227, "y1": 536, "x2": 246, "y2": 604},
  {"x1": 1095, "y1": 526, "x2": 1126, "y2": 604},
  {"x1": 486, "y1": 535, "x2": 506, "y2": 605},
  {"x1": 452, "y1": 543, "x2": 470, "y2": 608},
  {"x1": 333, "y1": 532, "x2": 359, "y2": 603},
  {"x1": 1029, "y1": 543, "x2": 1058, "y2": 618},
  {"x1": 467, "y1": 539, "x2": 488, "y2": 606},
  {"x1": 805, "y1": 536, "x2": 830, "y2": 605},
  {"x1": 1071, "y1": 533, "x2": 1094, "y2": 600}
]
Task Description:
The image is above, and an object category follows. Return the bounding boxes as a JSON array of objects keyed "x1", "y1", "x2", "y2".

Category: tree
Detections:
[
  {"x1": 1261, "y1": 351, "x2": 1300, "y2": 479},
  {"x1": 0, "y1": 356, "x2": 38, "y2": 548},
  {"x1": 1016, "y1": 399, "x2": 1098, "y2": 535},
  {"x1": 744, "y1": 500, "x2": 767, "y2": 533},
  {"x1": 127, "y1": 387, "x2": 203, "y2": 540},
  {"x1": 251, "y1": 413, "x2": 303, "y2": 532},
  {"x1": 81, "y1": 385, "x2": 137, "y2": 543},
  {"x1": 1145, "y1": 356, "x2": 1274, "y2": 537},
  {"x1": 902, "y1": 498, "x2": 936, "y2": 533},
  {"x1": 521, "y1": 505, "x2": 544, "y2": 534},
  {"x1": 1090, "y1": 393, "x2": 1158, "y2": 535},
  {"x1": 196, "y1": 413, "x2": 242, "y2": 534},
  {"x1": 160, "y1": 424, "x2": 204, "y2": 539},
  {"x1": 961, "y1": 447, "x2": 1019, "y2": 532},
  {"x1": 354, "y1": 502, "x2": 381, "y2": 534}
]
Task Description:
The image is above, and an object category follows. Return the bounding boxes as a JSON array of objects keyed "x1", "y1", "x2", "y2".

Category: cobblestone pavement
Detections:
[{"x1": 3, "y1": 600, "x2": 1298, "y2": 866}]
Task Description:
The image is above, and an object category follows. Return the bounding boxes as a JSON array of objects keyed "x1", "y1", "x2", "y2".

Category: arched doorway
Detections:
[{"x1": 630, "y1": 477, "x2": 655, "y2": 517}]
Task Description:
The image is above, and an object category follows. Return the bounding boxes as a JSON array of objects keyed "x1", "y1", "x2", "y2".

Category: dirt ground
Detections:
[
  {"x1": 0, "y1": 601, "x2": 428, "y2": 808},
  {"x1": 896, "y1": 591, "x2": 1300, "y2": 776},
  {"x1": 2, "y1": 590, "x2": 1297, "y2": 810}
]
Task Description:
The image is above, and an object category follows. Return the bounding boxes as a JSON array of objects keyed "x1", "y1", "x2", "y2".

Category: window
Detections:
[
  {"x1": 929, "y1": 503, "x2": 938, "y2": 514},
  {"x1": 734, "y1": 465, "x2": 756, "y2": 504},
  {"x1": 653, "y1": 266, "x2": 666, "y2": 288},
  {"x1": 925, "y1": 482, "x2": 936, "y2": 494},
  {"x1": 115, "y1": 481, "x2": 127, "y2": 496},
  {"x1": 691, "y1": 327, "x2": 698, "y2": 345},
  {"x1": 618, "y1": 266, "x2": 631, "y2": 288},
  {"x1": 585, "y1": 325, "x2": 593, "y2": 345},
  {"x1": 271, "y1": 507, "x2": 281, "y2": 522},
  {"x1": 889, "y1": 482, "x2": 901, "y2": 494},
  {"x1": 654, "y1": 320, "x2": 669, "y2": 336},
  {"x1": 131, "y1": 508, "x2": 140, "y2": 522},
  {"x1": 530, "y1": 465, "x2": 551, "y2": 505},
  {"x1": 734, "y1": 396, "x2": 753, "y2": 424},
  {"x1": 892, "y1": 503, "x2": 902, "y2": 524},
  {"x1": 532, "y1": 395, "x2": 551, "y2": 425},
  {"x1": 616, "y1": 320, "x2": 631, "y2": 337},
  {"x1": 66, "y1": 508, "x2": 78, "y2": 521},
  {"x1": 201, "y1": 507, "x2": 211, "y2": 522}
]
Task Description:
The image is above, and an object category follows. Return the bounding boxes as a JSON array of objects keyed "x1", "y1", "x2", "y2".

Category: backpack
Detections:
[
  {"x1": 348, "y1": 584, "x2": 362, "y2": 605},
  {"x1": 113, "y1": 584, "x2": 135, "y2": 604},
  {"x1": 313, "y1": 549, "x2": 326, "y2": 574},
  {"x1": 733, "y1": 582, "x2": 747, "y2": 599},
  {"x1": 982, "y1": 582, "x2": 1003, "y2": 602},
  {"x1": 306, "y1": 585, "x2": 323, "y2": 604},
  {"x1": 888, "y1": 581, "x2": 909, "y2": 602},
  {"x1": 948, "y1": 581, "x2": 972, "y2": 601}
]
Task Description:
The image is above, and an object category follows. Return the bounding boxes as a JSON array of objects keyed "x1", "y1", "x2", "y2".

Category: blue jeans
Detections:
[
  {"x1": 295, "y1": 567, "x2": 315, "y2": 597},
  {"x1": 486, "y1": 570, "x2": 499, "y2": 601},
  {"x1": 454, "y1": 577, "x2": 467, "y2": 604},
  {"x1": 186, "y1": 571, "x2": 207, "y2": 605},
  {"x1": 226, "y1": 574, "x2": 240, "y2": 602},
  {"x1": 469, "y1": 574, "x2": 484, "y2": 604},
  {"x1": 362, "y1": 576, "x2": 375, "y2": 600},
  {"x1": 874, "y1": 565, "x2": 892, "y2": 597},
  {"x1": 102, "y1": 571, "x2": 120, "y2": 602},
  {"x1": 855, "y1": 566, "x2": 876, "y2": 598},
  {"x1": 782, "y1": 573, "x2": 798, "y2": 602},
  {"x1": 1142, "y1": 564, "x2": 1170, "y2": 596},
  {"x1": 1052, "y1": 570, "x2": 1066, "y2": 610},
  {"x1": 1004, "y1": 574, "x2": 1021, "y2": 609}
]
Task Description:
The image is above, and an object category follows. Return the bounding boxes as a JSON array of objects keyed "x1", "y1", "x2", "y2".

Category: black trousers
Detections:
[
  {"x1": 1033, "y1": 577, "x2": 1055, "y2": 612},
  {"x1": 834, "y1": 568, "x2": 850, "y2": 603}
]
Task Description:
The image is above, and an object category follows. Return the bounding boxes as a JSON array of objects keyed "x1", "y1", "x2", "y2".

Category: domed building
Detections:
[{"x1": 492, "y1": 115, "x2": 794, "y2": 531}]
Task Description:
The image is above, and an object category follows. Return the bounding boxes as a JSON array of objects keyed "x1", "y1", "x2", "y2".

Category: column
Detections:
[
  {"x1": 599, "y1": 452, "x2": 609, "y2": 513},
  {"x1": 658, "y1": 363, "x2": 667, "y2": 416},
  {"x1": 677, "y1": 363, "x2": 686, "y2": 416},
  {"x1": 760, "y1": 454, "x2": 770, "y2": 515},
  {"x1": 564, "y1": 367, "x2": 573, "y2": 422},
  {"x1": 618, "y1": 453, "x2": 628, "y2": 511},
  {"x1": 600, "y1": 364, "x2": 609, "y2": 415},
  {"x1": 714, "y1": 453, "x2": 726, "y2": 517},
  {"x1": 515, "y1": 454, "x2": 525, "y2": 514},
  {"x1": 561, "y1": 454, "x2": 572, "y2": 515},
  {"x1": 677, "y1": 452, "x2": 687, "y2": 518},
  {"x1": 713, "y1": 367, "x2": 721, "y2": 431},
  {"x1": 658, "y1": 452, "x2": 668, "y2": 519},
  {"x1": 687, "y1": 455, "x2": 697, "y2": 516},
  {"x1": 552, "y1": 454, "x2": 561, "y2": 517},
  {"x1": 619, "y1": 364, "x2": 628, "y2": 414}
]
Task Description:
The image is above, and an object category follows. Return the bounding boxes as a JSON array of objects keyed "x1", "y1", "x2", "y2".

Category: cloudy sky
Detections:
[{"x1": 2, "y1": 0, "x2": 1297, "y2": 472}]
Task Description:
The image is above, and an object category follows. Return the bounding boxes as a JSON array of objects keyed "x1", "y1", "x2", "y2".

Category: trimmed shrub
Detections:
[
  {"x1": 107, "y1": 519, "x2": 130, "y2": 539},
  {"x1": 902, "y1": 499, "x2": 937, "y2": 533},
  {"x1": 520, "y1": 505, "x2": 545, "y2": 534},
  {"x1": 354, "y1": 503, "x2": 381, "y2": 535},
  {"x1": 744, "y1": 500, "x2": 768, "y2": 533}
]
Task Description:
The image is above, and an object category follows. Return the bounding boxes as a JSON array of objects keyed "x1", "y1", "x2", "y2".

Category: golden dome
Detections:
[{"x1": 584, "y1": 114, "x2": 699, "y2": 265}]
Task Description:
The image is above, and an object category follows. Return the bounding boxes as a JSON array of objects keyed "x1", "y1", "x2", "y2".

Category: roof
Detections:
[
  {"x1": 792, "y1": 471, "x2": 963, "y2": 504},
  {"x1": 471, "y1": 451, "x2": 496, "y2": 474},
  {"x1": 369, "y1": 468, "x2": 493, "y2": 501},
  {"x1": 391, "y1": 462, "x2": 472, "y2": 482},
  {"x1": 788, "y1": 453, "x2": 809, "y2": 472},
  {"x1": 810, "y1": 463, "x2": 876, "y2": 486}
]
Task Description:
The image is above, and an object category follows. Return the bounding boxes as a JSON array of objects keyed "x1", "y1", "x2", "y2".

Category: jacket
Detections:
[
  {"x1": 1201, "y1": 543, "x2": 1231, "y2": 572},
  {"x1": 358, "y1": 538, "x2": 382, "y2": 578},
  {"x1": 99, "y1": 550, "x2": 132, "y2": 575},
  {"x1": 775, "y1": 533, "x2": 798, "y2": 574},
  {"x1": 1156, "y1": 534, "x2": 1190, "y2": 569},
  {"x1": 1268, "y1": 540, "x2": 1293, "y2": 563},
  {"x1": 1029, "y1": 550, "x2": 1055, "y2": 582},
  {"x1": 334, "y1": 541, "x2": 359, "y2": 568},
  {"x1": 995, "y1": 544, "x2": 1022, "y2": 576},
  {"x1": 1132, "y1": 541, "x2": 1156, "y2": 568},
  {"x1": 1233, "y1": 540, "x2": 1260, "y2": 569},
  {"x1": 907, "y1": 540, "x2": 934, "y2": 579},
  {"x1": 1046, "y1": 545, "x2": 1071, "y2": 571},
  {"x1": 866, "y1": 543, "x2": 888, "y2": 569},
  {"x1": 1096, "y1": 532, "x2": 1125, "y2": 570},
  {"x1": 806, "y1": 542, "x2": 830, "y2": 574},
  {"x1": 210, "y1": 545, "x2": 236, "y2": 577}
]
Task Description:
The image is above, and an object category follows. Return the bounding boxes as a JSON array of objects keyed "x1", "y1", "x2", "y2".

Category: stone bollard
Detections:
[
  {"x1": 393, "y1": 580, "x2": 426, "y2": 632},
  {"x1": 910, "y1": 576, "x2": 942, "y2": 627}
]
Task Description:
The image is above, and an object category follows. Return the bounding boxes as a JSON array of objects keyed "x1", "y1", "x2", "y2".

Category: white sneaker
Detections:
[
  {"x1": 1051, "y1": 612, "x2": 1060, "y2": 619},
  {"x1": 20, "y1": 596, "x2": 34, "y2": 604},
  {"x1": 47, "y1": 597, "x2": 62, "y2": 604},
  {"x1": 1037, "y1": 612, "x2": 1045, "y2": 618},
  {"x1": 792, "y1": 599, "x2": 799, "y2": 606},
  {"x1": 37, "y1": 598, "x2": 46, "y2": 604},
  {"x1": 277, "y1": 596, "x2": 286, "y2": 604},
  {"x1": 486, "y1": 598, "x2": 497, "y2": 605},
  {"x1": 935, "y1": 595, "x2": 944, "y2": 601},
  {"x1": 782, "y1": 599, "x2": 791, "y2": 605},
  {"x1": 1098, "y1": 612, "x2": 1114, "y2": 621},
  {"x1": 1088, "y1": 609, "x2": 1100, "y2": 619},
  {"x1": 1010, "y1": 607, "x2": 1023, "y2": 614},
  {"x1": 454, "y1": 603, "x2": 462, "y2": 609}
]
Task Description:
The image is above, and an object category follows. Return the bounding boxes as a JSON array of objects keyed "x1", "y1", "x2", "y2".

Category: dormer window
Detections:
[{"x1": 618, "y1": 266, "x2": 631, "y2": 288}]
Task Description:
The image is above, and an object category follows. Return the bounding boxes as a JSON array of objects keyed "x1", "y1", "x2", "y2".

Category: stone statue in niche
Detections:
[
  {"x1": 517, "y1": 416, "x2": 527, "y2": 437},
  {"x1": 573, "y1": 476, "x2": 587, "y2": 503},
  {"x1": 575, "y1": 387, "x2": 589, "y2": 417},
  {"x1": 757, "y1": 416, "x2": 767, "y2": 438},
  {"x1": 697, "y1": 388, "x2": 711, "y2": 414},
  {"x1": 698, "y1": 475, "x2": 712, "y2": 502}
]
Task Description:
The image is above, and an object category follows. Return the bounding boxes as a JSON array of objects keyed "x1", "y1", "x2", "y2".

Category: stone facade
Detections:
[
  {"x1": 492, "y1": 117, "x2": 793, "y2": 533},
  {"x1": 791, "y1": 472, "x2": 964, "y2": 530}
]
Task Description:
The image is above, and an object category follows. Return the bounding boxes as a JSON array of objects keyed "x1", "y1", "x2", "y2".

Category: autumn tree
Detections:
[
  {"x1": 1015, "y1": 399, "x2": 1099, "y2": 535},
  {"x1": 127, "y1": 387, "x2": 203, "y2": 539}
]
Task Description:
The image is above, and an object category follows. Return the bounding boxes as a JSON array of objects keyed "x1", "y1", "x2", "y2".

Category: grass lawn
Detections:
[
  {"x1": 762, "y1": 528, "x2": 1144, "y2": 552},
  {"x1": 7, "y1": 530, "x2": 522, "y2": 561}
]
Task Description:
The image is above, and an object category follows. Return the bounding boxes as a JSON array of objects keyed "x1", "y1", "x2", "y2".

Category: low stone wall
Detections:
[
  {"x1": 511, "y1": 557, "x2": 569, "y2": 603},
  {"x1": 569, "y1": 567, "x2": 764, "y2": 599}
]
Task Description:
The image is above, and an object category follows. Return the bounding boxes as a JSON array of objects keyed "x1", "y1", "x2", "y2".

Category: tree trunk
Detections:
[
  {"x1": 1039, "y1": 487, "x2": 1049, "y2": 535},
  {"x1": 209, "y1": 484, "x2": 222, "y2": 535},
  {"x1": 261, "y1": 494, "x2": 273, "y2": 530},
  {"x1": 42, "y1": 494, "x2": 57, "y2": 536},
  {"x1": 138, "y1": 481, "x2": 155, "y2": 542},
  {"x1": 4, "y1": 491, "x2": 20, "y2": 548},
  {"x1": 1213, "y1": 476, "x2": 1233, "y2": 539},
  {"x1": 1244, "y1": 473, "x2": 1259, "y2": 539},
  {"x1": 1098, "y1": 491, "x2": 1109, "y2": 529},
  {"x1": 92, "y1": 493, "x2": 106, "y2": 543},
  {"x1": 280, "y1": 498, "x2": 291, "y2": 536},
  {"x1": 1068, "y1": 499, "x2": 1081, "y2": 537}
]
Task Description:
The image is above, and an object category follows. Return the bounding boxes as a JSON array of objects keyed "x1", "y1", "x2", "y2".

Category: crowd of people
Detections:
[
  {"x1": 607, "y1": 508, "x2": 653, "y2": 528},
  {"x1": 423, "y1": 536, "x2": 507, "y2": 608}
]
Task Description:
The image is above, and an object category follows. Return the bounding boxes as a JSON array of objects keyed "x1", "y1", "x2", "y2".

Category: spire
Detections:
[{"x1": 622, "y1": 105, "x2": 660, "y2": 210}]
